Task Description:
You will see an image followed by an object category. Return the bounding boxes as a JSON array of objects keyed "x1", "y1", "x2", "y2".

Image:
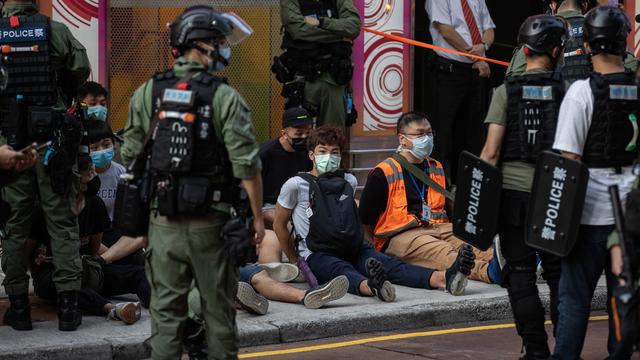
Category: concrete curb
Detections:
[{"x1": 0, "y1": 284, "x2": 608, "y2": 360}]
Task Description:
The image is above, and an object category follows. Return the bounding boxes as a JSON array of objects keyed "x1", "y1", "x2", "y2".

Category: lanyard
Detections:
[{"x1": 407, "y1": 162, "x2": 428, "y2": 202}]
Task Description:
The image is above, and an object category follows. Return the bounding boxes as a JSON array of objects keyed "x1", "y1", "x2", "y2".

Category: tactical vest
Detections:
[
  {"x1": 503, "y1": 72, "x2": 565, "y2": 163},
  {"x1": 556, "y1": 15, "x2": 591, "y2": 86},
  {"x1": 583, "y1": 71, "x2": 640, "y2": 168},
  {"x1": 281, "y1": 0, "x2": 352, "y2": 61},
  {"x1": 150, "y1": 70, "x2": 232, "y2": 182},
  {"x1": 0, "y1": 13, "x2": 57, "y2": 107}
]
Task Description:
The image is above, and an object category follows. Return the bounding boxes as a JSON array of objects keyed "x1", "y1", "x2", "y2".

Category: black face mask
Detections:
[
  {"x1": 85, "y1": 176, "x2": 101, "y2": 197},
  {"x1": 290, "y1": 137, "x2": 307, "y2": 151}
]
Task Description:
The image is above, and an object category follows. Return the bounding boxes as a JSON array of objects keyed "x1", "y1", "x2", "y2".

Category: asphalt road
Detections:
[{"x1": 239, "y1": 313, "x2": 639, "y2": 360}]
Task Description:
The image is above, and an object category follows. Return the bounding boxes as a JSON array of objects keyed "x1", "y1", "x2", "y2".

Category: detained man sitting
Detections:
[
  {"x1": 273, "y1": 126, "x2": 475, "y2": 300},
  {"x1": 360, "y1": 112, "x2": 501, "y2": 285}
]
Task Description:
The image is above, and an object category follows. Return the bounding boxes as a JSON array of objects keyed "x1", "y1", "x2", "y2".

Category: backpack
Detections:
[{"x1": 298, "y1": 172, "x2": 362, "y2": 259}]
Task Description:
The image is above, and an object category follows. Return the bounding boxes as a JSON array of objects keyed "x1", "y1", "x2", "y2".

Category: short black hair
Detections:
[
  {"x1": 307, "y1": 126, "x2": 346, "y2": 152},
  {"x1": 396, "y1": 111, "x2": 430, "y2": 135},
  {"x1": 87, "y1": 119, "x2": 114, "y2": 144},
  {"x1": 77, "y1": 81, "x2": 108, "y2": 101}
]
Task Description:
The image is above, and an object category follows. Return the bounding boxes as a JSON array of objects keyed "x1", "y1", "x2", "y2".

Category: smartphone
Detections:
[{"x1": 19, "y1": 141, "x2": 51, "y2": 153}]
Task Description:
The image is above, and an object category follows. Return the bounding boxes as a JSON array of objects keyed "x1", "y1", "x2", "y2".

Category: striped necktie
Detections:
[{"x1": 460, "y1": 0, "x2": 482, "y2": 45}]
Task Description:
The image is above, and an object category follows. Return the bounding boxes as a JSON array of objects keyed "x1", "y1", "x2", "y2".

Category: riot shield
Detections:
[
  {"x1": 453, "y1": 151, "x2": 502, "y2": 251},
  {"x1": 525, "y1": 151, "x2": 589, "y2": 257}
]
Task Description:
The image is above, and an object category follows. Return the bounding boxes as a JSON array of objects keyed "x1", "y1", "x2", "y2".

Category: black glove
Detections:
[{"x1": 222, "y1": 217, "x2": 256, "y2": 267}]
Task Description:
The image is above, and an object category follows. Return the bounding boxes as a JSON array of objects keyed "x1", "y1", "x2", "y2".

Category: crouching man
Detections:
[{"x1": 273, "y1": 126, "x2": 475, "y2": 299}]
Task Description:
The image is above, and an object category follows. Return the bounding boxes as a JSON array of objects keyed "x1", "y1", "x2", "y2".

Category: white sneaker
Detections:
[
  {"x1": 107, "y1": 302, "x2": 142, "y2": 324},
  {"x1": 260, "y1": 262, "x2": 300, "y2": 283},
  {"x1": 303, "y1": 275, "x2": 349, "y2": 309},
  {"x1": 236, "y1": 282, "x2": 269, "y2": 315}
]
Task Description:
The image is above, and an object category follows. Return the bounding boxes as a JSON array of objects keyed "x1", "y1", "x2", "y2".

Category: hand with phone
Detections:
[{"x1": 0, "y1": 142, "x2": 40, "y2": 172}]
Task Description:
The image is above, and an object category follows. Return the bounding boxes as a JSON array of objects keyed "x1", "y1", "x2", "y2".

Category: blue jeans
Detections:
[
  {"x1": 551, "y1": 225, "x2": 630, "y2": 360},
  {"x1": 239, "y1": 264, "x2": 263, "y2": 285},
  {"x1": 306, "y1": 242, "x2": 435, "y2": 295}
]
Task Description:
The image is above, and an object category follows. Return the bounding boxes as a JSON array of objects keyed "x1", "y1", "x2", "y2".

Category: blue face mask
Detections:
[
  {"x1": 90, "y1": 148, "x2": 113, "y2": 169},
  {"x1": 208, "y1": 47, "x2": 231, "y2": 72},
  {"x1": 87, "y1": 105, "x2": 108, "y2": 122},
  {"x1": 408, "y1": 134, "x2": 434, "y2": 160}
]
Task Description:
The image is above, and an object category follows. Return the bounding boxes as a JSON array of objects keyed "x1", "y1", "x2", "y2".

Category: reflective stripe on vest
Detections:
[{"x1": 372, "y1": 157, "x2": 449, "y2": 252}]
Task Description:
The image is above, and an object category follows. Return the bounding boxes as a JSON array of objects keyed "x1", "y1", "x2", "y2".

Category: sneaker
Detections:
[
  {"x1": 445, "y1": 244, "x2": 475, "y2": 296},
  {"x1": 303, "y1": 275, "x2": 349, "y2": 309},
  {"x1": 107, "y1": 302, "x2": 142, "y2": 324},
  {"x1": 236, "y1": 282, "x2": 269, "y2": 315},
  {"x1": 260, "y1": 262, "x2": 300, "y2": 283},
  {"x1": 365, "y1": 258, "x2": 396, "y2": 302}
]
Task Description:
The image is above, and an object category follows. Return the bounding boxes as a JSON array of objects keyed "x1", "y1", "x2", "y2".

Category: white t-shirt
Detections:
[
  {"x1": 277, "y1": 173, "x2": 358, "y2": 260},
  {"x1": 425, "y1": 0, "x2": 495, "y2": 63},
  {"x1": 97, "y1": 161, "x2": 127, "y2": 221},
  {"x1": 553, "y1": 79, "x2": 636, "y2": 226}
]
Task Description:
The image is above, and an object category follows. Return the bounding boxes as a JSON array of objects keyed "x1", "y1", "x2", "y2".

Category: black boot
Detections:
[
  {"x1": 3, "y1": 294, "x2": 32, "y2": 331},
  {"x1": 183, "y1": 318, "x2": 208, "y2": 360},
  {"x1": 57, "y1": 291, "x2": 82, "y2": 331}
]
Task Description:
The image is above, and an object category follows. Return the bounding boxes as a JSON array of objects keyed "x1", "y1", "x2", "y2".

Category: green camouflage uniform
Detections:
[
  {"x1": 122, "y1": 58, "x2": 261, "y2": 360},
  {"x1": 1, "y1": 3, "x2": 90, "y2": 296}
]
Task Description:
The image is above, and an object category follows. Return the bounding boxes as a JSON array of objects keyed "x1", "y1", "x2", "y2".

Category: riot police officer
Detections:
[
  {"x1": 550, "y1": 6, "x2": 639, "y2": 359},
  {"x1": 273, "y1": 0, "x2": 361, "y2": 128},
  {"x1": 480, "y1": 15, "x2": 568, "y2": 359},
  {"x1": 506, "y1": 0, "x2": 637, "y2": 83},
  {"x1": 121, "y1": 6, "x2": 264, "y2": 359},
  {"x1": 0, "y1": 0, "x2": 90, "y2": 331}
]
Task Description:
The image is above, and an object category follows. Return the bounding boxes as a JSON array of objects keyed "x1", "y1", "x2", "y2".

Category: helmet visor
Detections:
[{"x1": 221, "y1": 12, "x2": 253, "y2": 45}]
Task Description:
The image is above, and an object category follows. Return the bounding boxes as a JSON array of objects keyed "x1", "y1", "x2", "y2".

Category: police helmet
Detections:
[
  {"x1": 169, "y1": 6, "x2": 233, "y2": 50},
  {"x1": 584, "y1": 6, "x2": 630, "y2": 55},
  {"x1": 518, "y1": 15, "x2": 569, "y2": 55}
]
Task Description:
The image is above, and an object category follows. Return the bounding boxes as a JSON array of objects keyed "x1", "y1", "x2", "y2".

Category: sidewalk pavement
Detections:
[{"x1": 0, "y1": 279, "x2": 608, "y2": 360}]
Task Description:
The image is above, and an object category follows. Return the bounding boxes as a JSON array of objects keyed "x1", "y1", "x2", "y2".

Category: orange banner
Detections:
[{"x1": 363, "y1": 28, "x2": 510, "y2": 67}]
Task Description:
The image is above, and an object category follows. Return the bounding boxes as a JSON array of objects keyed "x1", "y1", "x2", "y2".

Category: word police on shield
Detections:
[
  {"x1": 453, "y1": 151, "x2": 502, "y2": 251},
  {"x1": 526, "y1": 151, "x2": 588, "y2": 257}
]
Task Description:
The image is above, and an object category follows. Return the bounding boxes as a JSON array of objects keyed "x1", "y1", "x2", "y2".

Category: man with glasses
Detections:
[{"x1": 360, "y1": 112, "x2": 500, "y2": 285}]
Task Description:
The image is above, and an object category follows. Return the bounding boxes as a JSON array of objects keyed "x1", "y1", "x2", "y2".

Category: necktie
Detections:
[{"x1": 460, "y1": 0, "x2": 482, "y2": 45}]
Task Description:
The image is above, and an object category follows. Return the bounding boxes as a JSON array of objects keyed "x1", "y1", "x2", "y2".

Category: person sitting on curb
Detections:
[
  {"x1": 257, "y1": 108, "x2": 313, "y2": 277},
  {"x1": 273, "y1": 126, "x2": 475, "y2": 302},
  {"x1": 182, "y1": 265, "x2": 348, "y2": 359},
  {"x1": 360, "y1": 112, "x2": 501, "y2": 285},
  {"x1": 28, "y1": 160, "x2": 148, "y2": 325}
]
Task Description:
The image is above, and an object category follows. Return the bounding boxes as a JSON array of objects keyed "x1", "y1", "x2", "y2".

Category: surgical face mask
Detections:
[
  {"x1": 207, "y1": 46, "x2": 231, "y2": 72},
  {"x1": 87, "y1": 105, "x2": 108, "y2": 122},
  {"x1": 314, "y1": 154, "x2": 341, "y2": 175},
  {"x1": 289, "y1": 136, "x2": 307, "y2": 151},
  {"x1": 90, "y1": 148, "x2": 113, "y2": 169},
  {"x1": 406, "y1": 134, "x2": 434, "y2": 160}
]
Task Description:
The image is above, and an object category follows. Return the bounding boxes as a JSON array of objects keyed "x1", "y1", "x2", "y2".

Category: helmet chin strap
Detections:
[{"x1": 194, "y1": 41, "x2": 227, "y2": 69}]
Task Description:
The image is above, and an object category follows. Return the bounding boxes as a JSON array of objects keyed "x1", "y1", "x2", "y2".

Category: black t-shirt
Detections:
[
  {"x1": 359, "y1": 161, "x2": 428, "y2": 226},
  {"x1": 259, "y1": 138, "x2": 313, "y2": 204}
]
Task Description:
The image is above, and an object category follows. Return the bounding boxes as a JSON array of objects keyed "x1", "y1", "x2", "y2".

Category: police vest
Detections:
[
  {"x1": 0, "y1": 13, "x2": 57, "y2": 106},
  {"x1": 149, "y1": 70, "x2": 232, "y2": 182},
  {"x1": 372, "y1": 157, "x2": 449, "y2": 251},
  {"x1": 582, "y1": 71, "x2": 640, "y2": 168},
  {"x1": 556, "y1": 15, "x2": 591, "y2": 86},
  {"x1": 281, "y1": 0, "x2": 352, "y2": 61},
  {"x1": 503, "y1": 72, "x2": 564, "y2": 163}
]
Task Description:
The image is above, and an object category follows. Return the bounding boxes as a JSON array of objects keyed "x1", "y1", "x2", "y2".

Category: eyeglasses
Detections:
[{"x1": 402, "y1": 131, "x2": 435, "y2": 138}]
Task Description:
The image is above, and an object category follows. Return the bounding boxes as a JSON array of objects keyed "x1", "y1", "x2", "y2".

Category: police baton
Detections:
[{"x1": 609, "y1": 185, "x2": 636, "y2": 291}]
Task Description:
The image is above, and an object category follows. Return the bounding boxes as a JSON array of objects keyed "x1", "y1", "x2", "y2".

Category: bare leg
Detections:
[
  {"x1": 429, "y1": 271, "x2": 446, "y2": 289},
  {"x1": 257, "y1": 230, "x2": 282, "y2": 264},
  {"x1": 100, "y1": 236, "x2": 147, "y2": 264},
  {"x1": 358, "y1": 280, "x2": 373, "y2": 296},
  {"x1": 250, "y1": 271, "x2": 305, "y2": 303},
  {"x1": 262, "y1": 208, "x2": 275, "y2": 230}
]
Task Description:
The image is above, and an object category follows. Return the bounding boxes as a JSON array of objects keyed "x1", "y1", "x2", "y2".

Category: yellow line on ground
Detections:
[{"x1": 239, "y1": 316, "x2": 609, "y2": 358}]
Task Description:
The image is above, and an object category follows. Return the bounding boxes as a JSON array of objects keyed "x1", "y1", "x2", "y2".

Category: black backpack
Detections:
[{"x1": 298, "y1": 172, "x2": 362, "y2": 259}]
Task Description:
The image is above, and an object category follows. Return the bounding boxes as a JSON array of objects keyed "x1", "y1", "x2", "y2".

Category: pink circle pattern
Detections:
[
  {"x1": 363, "y1": 33, "x2": 404, "y2": 131},
  {"x1": 364, "y1": 0, "x2": 395, "y2": 28}
]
